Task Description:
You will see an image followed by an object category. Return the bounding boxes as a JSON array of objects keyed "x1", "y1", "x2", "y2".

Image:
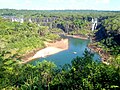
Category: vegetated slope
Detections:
[
  {"x1": 0, "y1": 9, "x2": 120, "y2": 89},
  {"x1": 0, "y1": 50, "x2": 120, "y2": 89},
  {"x1": 0, "y1": 17, "x2": 61, "y2": 57},
  {"x1": 0, "y1": 9, "x2": 119, "y2": 64},
  {"x1": 1, "y1": 9, "x2": 118, "y2": 35},
  {"x1": 94, "y1": 14, "x2": 120, "y2": 62}
]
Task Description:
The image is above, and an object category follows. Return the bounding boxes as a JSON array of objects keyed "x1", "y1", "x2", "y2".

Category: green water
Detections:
[{"x1": 30, "y1": 37, "x2": 100, "y2": 66}]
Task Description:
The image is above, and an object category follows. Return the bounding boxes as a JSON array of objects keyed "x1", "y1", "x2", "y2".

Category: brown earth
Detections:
[
  {"x1": 21, "y1": 39, "x2": 68, "y2": 64},
  {"x1": 88, "y1": 44, "x2": 110, "y2": 65}
]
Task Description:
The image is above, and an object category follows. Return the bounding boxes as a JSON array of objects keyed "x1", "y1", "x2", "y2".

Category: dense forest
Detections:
[{"x1": 0, "y1": 9, "x2": 120, "y2": 89}]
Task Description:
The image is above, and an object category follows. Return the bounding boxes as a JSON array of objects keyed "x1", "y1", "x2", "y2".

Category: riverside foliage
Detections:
[
  {"x1": 0, "y1": 9, "x2": 120, "y2": 89},
  {"x1": 0, "y1": 50, "x2": 120, "y2": 89},
  {"x1": 0, "y1": 17, "x2": 60, "y2": 55}
]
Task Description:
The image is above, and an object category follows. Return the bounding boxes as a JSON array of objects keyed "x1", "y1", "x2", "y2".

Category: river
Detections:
[{"x1": 30, "y1": 37, "x2": 101, "y2": 66}]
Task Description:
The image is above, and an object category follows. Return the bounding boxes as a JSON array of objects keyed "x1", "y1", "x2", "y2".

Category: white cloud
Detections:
[
  {"x1": 0, "y1": 0, "x2": 118, "y2": 10},
  {"x1": 0, "y1": 0, "x2": 18, "y2": 4},
  {"x1": 0, "y1": 0, "x2": 20, "y2": 9},
  {"x1": 48, "y1": 0, "x2": 82, "y2": 3},
  {"x1": 25, "y1": 0, "x2": 32, "y2": 5},
  {"x1": 69, "y1": 0, "x2": 79, "y2": 3},
  {"x1": 48, "y1": 0, "x2": 64, "y2": 3},
  {"x1": 95, "y1": 0, "x2": 110, "y2": 4}
]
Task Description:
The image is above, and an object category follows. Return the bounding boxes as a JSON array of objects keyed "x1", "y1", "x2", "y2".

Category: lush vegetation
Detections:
[
  {"x1": 0, "y1": 9, "x2": 120, "y2": 89},
  {"x1": 94, "y1": 14, "x2": 120, "y2": 63},
  {"x1": 0, "y1": 17, "x2": 60, "y2": 55},
  {"x1": 101, "y1": 15, "x2": 120, "y2": 55},
  {"x1": 0, "y1": 50, "x2": 120, "y2": 89}
]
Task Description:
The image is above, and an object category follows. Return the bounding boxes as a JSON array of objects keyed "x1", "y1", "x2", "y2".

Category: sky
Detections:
[{"x1": 0, "y1": 0, "x2": 119, "y2": 10}]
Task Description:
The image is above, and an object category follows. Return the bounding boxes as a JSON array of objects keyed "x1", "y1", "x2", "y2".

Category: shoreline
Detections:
[
  {"x1": 88, "y1": 44, "x2": 110, "y2": 65},
  {"x1": 21, "y1": 39, "x2": 68, "y2": 64},
  {"x1": 21, "y1": 34, "x2": 109, "y2": 64},
  {"x1": 21, "y1": 34, "x2": 88, "y2": 64},
  {"x1": 66, "y1": 34, "x2": 88, "y2": 40}
]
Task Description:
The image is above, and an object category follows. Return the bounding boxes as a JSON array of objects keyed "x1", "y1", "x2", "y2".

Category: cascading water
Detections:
[{"x1": 92, "y1": 18, "x2": 98, "y2": 31}]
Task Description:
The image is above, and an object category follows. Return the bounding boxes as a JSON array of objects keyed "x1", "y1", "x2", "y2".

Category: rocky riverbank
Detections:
[{"x1": 88, "y1": 44, "x2": 110, "y2": 65}]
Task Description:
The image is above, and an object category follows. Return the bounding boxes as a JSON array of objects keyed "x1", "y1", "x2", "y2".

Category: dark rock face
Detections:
[
  {"x1": 3, "y1": 16, "x2": 105, "y2": 33},
  {"x1": 97, "y1": 16, "x2": 108, "y2": 22},
  {"x1": 57, "y1": 24, "x2": 66, "y2": 32},
  {"x1": 3, "y1": 16, "x2": 92, "y2": 33},
  {"x1": 114, "y1": 34, "x2": 120, "y2": 45},
  {"x1": 95, "y1": 25, "x2": 120, "y2": 46},
  {"x1": 87, "y1": 17, "x2": 92, "y2": 21},
  {"x1": 95, "y1": 27, "x2": 107, "y2": 41}
]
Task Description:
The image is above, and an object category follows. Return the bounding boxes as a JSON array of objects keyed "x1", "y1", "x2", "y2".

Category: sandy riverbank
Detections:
[
  {"x1": 21, "y1": 39, "x2": 68, "y2": 64},
  {"x1": 66, "y1": 35, "x2": 88, "y2": 40}
]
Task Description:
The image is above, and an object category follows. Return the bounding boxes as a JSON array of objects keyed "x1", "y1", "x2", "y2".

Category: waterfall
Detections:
[
  {"x1": 20, "y1": 18, "x2": 24, "y2": 23},
  {"x1": 29, "y1": 18, "x2": 32, "y2": 23},
  {"x1": 92, "y1": 18, "x2": 97, "y2": 31},
  {"x1": 12, "y1": 18, "x2": 14, "y2": 22}
]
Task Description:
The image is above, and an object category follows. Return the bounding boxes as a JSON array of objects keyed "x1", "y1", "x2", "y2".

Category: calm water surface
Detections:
[{"x1": 30, "y1": 37, "x2": 100, "y2": 66}]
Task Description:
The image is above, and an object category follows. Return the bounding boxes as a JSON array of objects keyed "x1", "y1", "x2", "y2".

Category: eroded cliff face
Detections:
[
  {"x1": 95, "y1": 26, "x2": 107, "y2": 41},
  {"x1": 95, "y1": 25, "x2": 120, "y2": 45},
  {"x1": 3, "y1": 16, "x2": 92, "y2": 33},
  {"x1": 3, "y1": 15, "x2": 120, "y2": 43},
  {"x1": 95, "y1": 16, "x2": 120, "y2": 46}
]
